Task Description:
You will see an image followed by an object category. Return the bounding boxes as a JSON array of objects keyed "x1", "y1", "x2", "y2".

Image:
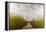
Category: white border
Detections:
[{"x1": 0, "y1": 0, "x2": 46, "y2": 32}]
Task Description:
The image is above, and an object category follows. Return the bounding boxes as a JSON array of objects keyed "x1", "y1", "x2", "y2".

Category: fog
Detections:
[{"x1": 9, "y1": 3, "x2": 44, "y2": 21}]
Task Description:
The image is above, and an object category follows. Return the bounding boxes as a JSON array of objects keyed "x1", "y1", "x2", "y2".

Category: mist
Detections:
[{"x1": 9, "y1": 3, "x2": 44, "y2": 21}]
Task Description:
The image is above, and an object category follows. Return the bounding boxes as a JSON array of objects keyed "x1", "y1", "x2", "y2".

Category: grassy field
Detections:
[
  {"x1": 9, "y1": 16, "x2": 28, "y2": 30},
  {"x1": 9, "y1": 16, "x2": 44, "y2": 30},
  {"x1": 30, "y1": 19, "x2": 44, "y2": 28}
]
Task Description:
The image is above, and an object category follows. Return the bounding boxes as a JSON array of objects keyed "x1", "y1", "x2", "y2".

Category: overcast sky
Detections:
[{"x1": 9, "y1": 3, "x2": 44, "y2": 21}]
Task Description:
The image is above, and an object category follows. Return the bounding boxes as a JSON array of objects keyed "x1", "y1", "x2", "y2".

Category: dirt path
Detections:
[{"x1": 22, "y1": 22, "x2": 32, "y2": 29}]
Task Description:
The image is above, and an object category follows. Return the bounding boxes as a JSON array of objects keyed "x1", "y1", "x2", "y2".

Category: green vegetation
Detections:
[
  {"x1": 9, "y1": 16, "x2": 44, "y2": 30},
  {"x1": 9, "y1": 16, "x2": 28, "y2": 30},
  {"x1": 30, "y1": 18, "x2": 44, "y2": 28}
]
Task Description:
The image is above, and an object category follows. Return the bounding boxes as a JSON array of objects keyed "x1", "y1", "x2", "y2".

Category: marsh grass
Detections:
[
  {"x1": 9, "y1": 16, "x2": 44, "y2": 30},
  {"x1": 9, "y1": 16, "x2": 28, "y2": 30},
  {"x1": 30, "y1": 19, "x2": 44, "y2": 28}
]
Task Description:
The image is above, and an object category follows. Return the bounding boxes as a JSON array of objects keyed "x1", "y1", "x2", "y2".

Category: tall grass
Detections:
[
  {"x1": 9, "y1": 15, "x2": 44, "y2": 30},
  {"x1": 9, "y1": 16, "x2": 28, "y2": 30},
  {"x1": 30, "y1": 18, "x2": 44, "y2": 28}
]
